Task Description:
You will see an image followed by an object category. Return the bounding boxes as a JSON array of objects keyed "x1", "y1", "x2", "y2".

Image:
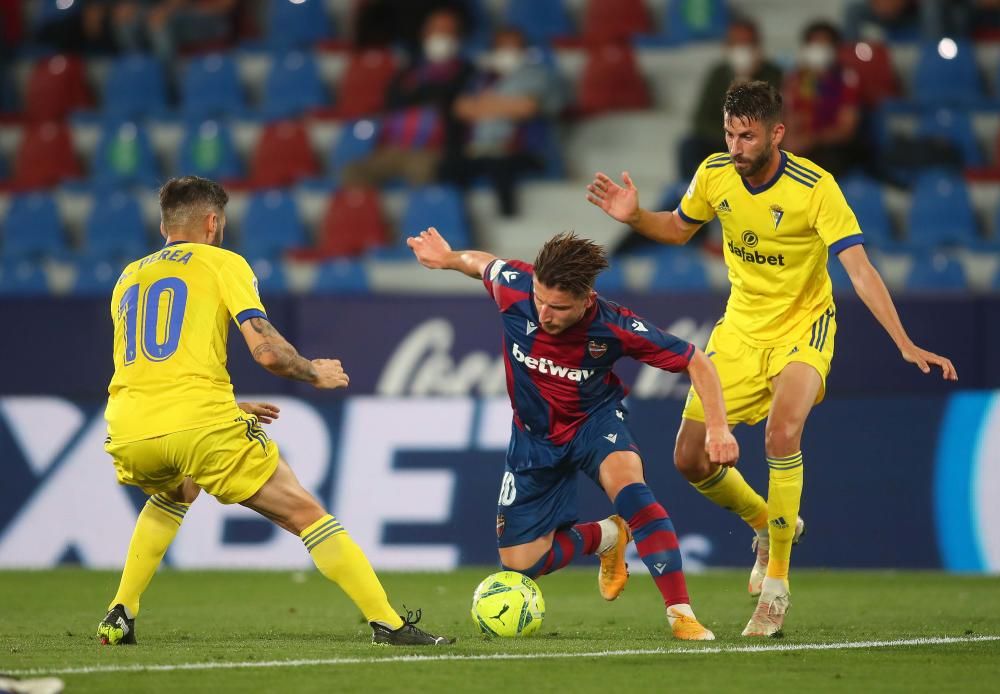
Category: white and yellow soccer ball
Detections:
[{"x1": 471, "y1": 571, "x2": 545, "y2": 638}]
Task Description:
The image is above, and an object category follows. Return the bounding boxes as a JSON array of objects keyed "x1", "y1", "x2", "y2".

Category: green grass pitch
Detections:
[{"x1": 2, "y1": 568, "x2": 999, "y2": 693}]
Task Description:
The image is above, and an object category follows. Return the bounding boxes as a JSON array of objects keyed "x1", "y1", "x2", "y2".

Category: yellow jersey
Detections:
[
  {"x1": 105, "y1": 242, "x2": 267, "y2": 443},
  {"x1": 678, "y1": 150, "x2": 862, "y2": 347}
]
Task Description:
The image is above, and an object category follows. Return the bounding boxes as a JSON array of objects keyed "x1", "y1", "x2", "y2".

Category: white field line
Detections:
[{"x1": 8, "y1": 635, "x2": 1000, "y2": 678}]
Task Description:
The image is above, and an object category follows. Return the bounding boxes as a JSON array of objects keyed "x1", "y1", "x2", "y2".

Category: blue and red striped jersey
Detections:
[{"x1": 483, "y1": 259, "x2": 695, "y2": 445}]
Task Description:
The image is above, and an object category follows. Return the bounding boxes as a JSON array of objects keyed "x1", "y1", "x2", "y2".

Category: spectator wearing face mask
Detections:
[
  {"x1": 680, "y1": 17, "x2": 782, "y2": 176},
  {"x1": 782, "y1": 21, "x2": 861, "y2": 177},
  {"x1": 438, "y1": 28, "x2": 567, "y2": 217},
  {"x1": 340, "y1": 8, "x2": 474, "y2": 187}
]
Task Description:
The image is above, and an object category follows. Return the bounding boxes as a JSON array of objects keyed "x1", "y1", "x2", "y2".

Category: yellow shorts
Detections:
[
  {"x1": 105, "y1": 415, "x2": 280, "y2": 504},
  {"x1": 682, "y1": 308, "x2": 837, "y2": 426}
]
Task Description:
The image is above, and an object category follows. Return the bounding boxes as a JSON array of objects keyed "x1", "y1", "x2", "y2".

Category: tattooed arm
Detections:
[{"x1": 238, "y1": 317, "x2": 349, "y2": 390}]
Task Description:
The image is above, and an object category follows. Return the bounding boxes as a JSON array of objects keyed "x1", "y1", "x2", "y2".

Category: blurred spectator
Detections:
[
  {"x1": 782, "y1": 21, "x2": 861, "y2": 176},
  {"x1": 439, "y1": 28, "x2": 566, "y2": 217},
  {"x1": 845, "y1": 0, "x2": 920, "y2": 41},
  {"x1": 33, "y1": 0, "x2": 117, "y2": 54},
  {"x1": 341, "y1": 8, "x2": 473, "y2": 188},
  {"x1": 679, "y1": 17, "x2": 782, "y2": 175},
  {"x1": 353, "y1": 0, "x2": 471, "y2": 53},
  {"x1": 113, "y1": 0, "x2": 238, "y2": 60}
]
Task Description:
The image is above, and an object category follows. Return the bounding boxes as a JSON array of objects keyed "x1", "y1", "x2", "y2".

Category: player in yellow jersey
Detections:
[
  {"x1": 97, "y1": 176, "x2": 453, "y2": 647},
  {"x1": 587, "y1": 81, "x2": 957, "y2": 636}
]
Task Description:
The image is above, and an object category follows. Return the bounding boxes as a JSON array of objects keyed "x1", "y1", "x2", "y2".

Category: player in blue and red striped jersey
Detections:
[{"x1": 408, "y1": 228, "x2": 738, "y2": 640}]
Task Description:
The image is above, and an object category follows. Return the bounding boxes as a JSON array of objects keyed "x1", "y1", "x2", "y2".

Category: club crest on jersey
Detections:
[
  {"x1": 770, "y1": 204, "x2": 784, "y2": 230},
  {"x1": 588, "y1": 340, "x2": 608, "y2": 359}
]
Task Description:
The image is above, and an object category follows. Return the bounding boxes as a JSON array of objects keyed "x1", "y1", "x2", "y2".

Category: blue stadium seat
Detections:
[
  {"x1": 2, "y1": 193, "x2": 66, "y2": 259},
  {"x1": 504, "y1": 0, "x2": 575, "y2": 45},
  {"x1": 521, "y1": 119, "x2": 566, "y2": 180},
  {"x1": 911, "y1": 40, "x2": 983, "y2": 107},
  {"x1": 265, "y1": 0, "x2": 334, "y2": 48},
  {"x1": 72, "y1": 258, "x2": 121, "y2": 296},
  {"x1": 177, "y1": 120, "x2": 243, "y2": 181},
  {"x1": 637, "y1": 0, "x2": 728, "y2": 46},
  {"x1": 82, "y1": 192, "x2": 149, "y2": 260},
  {"x1": 180, "y1": 53, "x2": 246, "y2": 120},
  {"x1": 261, "y1": 51, "x2": 327, "y2": 120},
  {"x1": 103, "y1": 55, "x2": 168, "y2": 120},
  {"x1": 92, "y1": 121, "x2": 161, "y2": 190},
  {"x1": 400, "y1": 186, "x2": 471, "y2": 249},
  {"x1": 247, "y1": 256, "x2": 289, "y2": 295},
  {"x1": 0, "y1": 259, "x2": 49, "y2": 296},
  {"x1": 240, "y1": 191, "x2": 308, "y2": 258},
  {"x1": 839, "y1": 174, "x2": 894, "y2": 247},
  {"x1": 329, "y1": 120, "x2": 380, "y2": 183},
  {"x1": 312, "y1": 259, "x2": 369, "y2": 294},
  {"x1": 647, "y1": 248, "x2": 709, "y2": 291},
  {"x1": 906, "y1": 171, "x2": 978, "y2": 248},
  {"x1": 594, "y1": 263, "x2": 628, "y2": 294},
  {"x1": 905, "y1": 252, "x2": 967, "y2": 291},
  {"x1": 916, "y1": 108, "x2": 984, "y2": 168}
]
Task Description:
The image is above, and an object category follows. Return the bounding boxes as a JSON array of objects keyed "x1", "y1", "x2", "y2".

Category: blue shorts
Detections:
[{"x1": 496, "y1": 404, "x2": 640, "y2": 548}]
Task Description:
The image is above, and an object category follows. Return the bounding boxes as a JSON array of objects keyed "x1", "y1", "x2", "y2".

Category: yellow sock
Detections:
[
  {"x1": 765, "y1": 452, "x2": 804, "y2": 580},
  {"x1": 692, "y1": 466, "x2": 769, "y2": 530},
  {"x1": 301, "y1": 515, "x2": 403, "y2": 629},
  {"x1": 109, "y1": 493, "x2": 189, "y2": 616}
]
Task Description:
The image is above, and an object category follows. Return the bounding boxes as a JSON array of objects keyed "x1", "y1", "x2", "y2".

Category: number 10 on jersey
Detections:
[{"x1": 118, "y1": 277, "x2": 188, "y2": 365}]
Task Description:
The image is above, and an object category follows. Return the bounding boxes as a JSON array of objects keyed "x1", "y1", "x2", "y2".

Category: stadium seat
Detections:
[
  {"x1": 504, "y1": 0, "x2": 575, "y2": 46},
  {"x1": 400, "y1": 185, "x2": 471, "y2": 249},
  {"x1": 906, "y1": 171, "x2": 978, "y2": 248},
  {"x1": 838, "y1": 42, "x2": 899, "y2": 108},
  {"x1": 329, "y1": 49, "x2": 397, "y2": 120},
  {"x1": 916, "y1": 108, "x2": 984, "y2": 168},
  {"x1": 647, "y1": 249, "x2": 709, "y2": 291},
  {"x1": 24, "y1": 54, "x2": 92, "y2": 121},
  {"x1": 329, "y1": 120, "x2": 380, "y2": 183},
  {"x1": 839, "y1": 174, "x2": 894, "y2": 247},
  {"x1": 103, "y1": 55, "x2": 168, "y2": 120},
  {"x1": 92, "y1": 121, "x2": 161, "y2": 190},
  {"x1": 312, "y1": 259, "x2": 369, "y2": 294},
  {"x1": 72, "y1": 258, "x2": 121, "y2": 296},
  {"x1": 177, "y1": 120, "x2": 243, "y2": 181},
  {"x1": 265, "y1": 0, "x2": 334, "y2": 49},
  {"x1": 81, "y1": 192, "x2": 149, "y2": 260},
  {"x1": 180, "y1": 53, "x2": 246, "y2": 120},
  {"x1": 577, "y1": 43, "x2": 651, "y2": 115},
  {"x1": 636, "y1": 0, "x2": 728, "y2": 46},
  {"x1": 294, "y1": 186, "x2": 388, "y2": 259},
  {"x1": 261, "y1": 51, "x2": 327, "y2": 120},
  {"x1": 911, "y1": 40, "x2": 983, "y2": 107},
  {"x1": 1, "y1": 193, "x2": 66, "y2": 259},
  {"x1": 582, "y1": 0, "x2": 651, "y2": 44},
  {"x1": 0, "y1": 258, "x2": 49, "y2": 295},
  {"x1": 905, "y1": 252, "x2": 967, "y2": 291},
  {"x1": 240, "y1": 190, "x2": 308, "y2": 258},
  {"x1": 247, "y1": 120, "x2": 320, "y2": 188},
  {"x1": 9, "y1": 121, "x2": 81, "y2": 190},
  {"x1": 594, "y1": 263, "x2": 628, "y2": 294},
  {"x1": 247, "y1": 256, "x2": 289, "y2": 295},
  {"x1": 520, "y1": 119, "x2": 567, "y2": 180}
]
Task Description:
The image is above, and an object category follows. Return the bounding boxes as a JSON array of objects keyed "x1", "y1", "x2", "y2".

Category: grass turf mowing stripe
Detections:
[{"x1": 9, "y1": 635, "x2": 1000, "y2": 677}]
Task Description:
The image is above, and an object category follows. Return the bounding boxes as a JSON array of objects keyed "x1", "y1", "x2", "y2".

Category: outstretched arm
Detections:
[
  {"x1": 239, "y1": 317, "x2": 350, "y2": 390},
  {"x1": 407, "y1": 227, "x2": 497, "y2": 279},
  {"x1": 587, "y1": 171, "x2": 702, "y2": 245},
  {"x1": 686, "y1": 348, "x2": 740, "y2": 466},
  {"x1": 838, "y1": 245, "x2": 957, "y2": 380}
]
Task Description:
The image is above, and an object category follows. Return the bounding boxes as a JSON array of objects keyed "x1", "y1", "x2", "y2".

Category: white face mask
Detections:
[
  {"x1": 491, "y1": 48, "x2": 524, "y2": 75},
  {"x1": 424, "y1": 34, "x2": 458, "y2": 63},
  {"x1": 727, "y1": 45, "x2": 757, "y2": 77},
  {"x1": 800, "y1": 42, "x2": 835, "y2": 71}
]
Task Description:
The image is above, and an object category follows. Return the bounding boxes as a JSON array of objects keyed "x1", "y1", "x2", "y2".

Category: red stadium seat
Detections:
[
  {"x1": 25, "y1": 55, "x2": 92, "y2": 122},
  {"x1": 577, "y1": 43, "x2": 652, "y2": 115},
  {"x1": 582, "y1": 0, "x2": 651, "y2": 44},
  {"x1": 330, "y1": 49, "x2": 397, "y2": 120},
  {"x1": 292, "y1": 186, "x2": 388, "y2": 259},
  {"x1": 247, "y1": 120, "x2": 319, "y2": 188},
  {"x1": 9, "y1": 122, "x2": 81, "y2": 190},
  {"x1": 838, "y1": 41, "x2": 898, "y2": 108}
]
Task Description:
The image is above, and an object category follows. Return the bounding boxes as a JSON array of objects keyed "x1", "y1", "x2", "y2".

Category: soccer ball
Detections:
[{"x1": 471, "y1": 571, "x2": 545, "y2": 637}]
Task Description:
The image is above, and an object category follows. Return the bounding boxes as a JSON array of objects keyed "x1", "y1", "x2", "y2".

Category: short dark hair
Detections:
[
  {"x1": 728, "y1": 15, "x2": 760, "y2": 43},
  {"x1": 158, "y1": 176, "x2": 229, "y2": 230},
  {"x1": 533, "y1": 232, "x2": 609, "y2": 297},
  {"x1": 723, "y1": 80, "x2": 782, "y2": 126},
  {"x1": 802, "y1": 20, "x2": 841, "y2": 45}
]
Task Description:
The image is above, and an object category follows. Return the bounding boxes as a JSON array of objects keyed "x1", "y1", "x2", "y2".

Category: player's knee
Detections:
[
  {"x1": 673, "y1": 438, "x2": 708, "y2": 482},
  {"x1": 765, "y1": 421, "x2": 803, "y2": 458}
]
